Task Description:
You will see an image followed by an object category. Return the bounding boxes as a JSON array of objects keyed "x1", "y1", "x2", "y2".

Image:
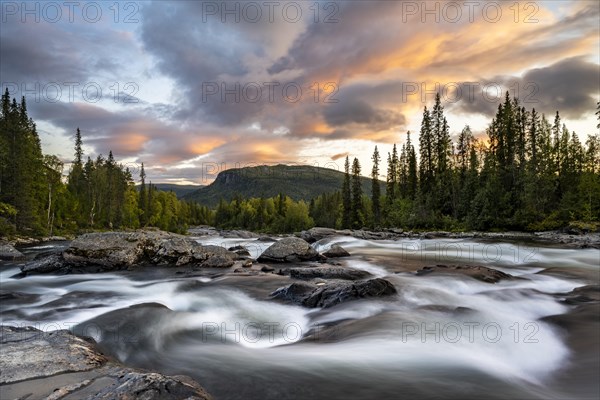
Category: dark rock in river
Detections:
[
  {"x1": 21, "y1": 230, "x2": 237, "y2": 275},
  {"x1": 20, "y1": 252, "x2": 68, "y2": 275},
  {"x1": 257, "y1": 237, "x2": 320, "y2": 263},
  {"x1": 416, "y1": 264, "x2": 513, "y2": 283},
  {"x1": 562, "y1": 285, "x2": 600, "y2": 305},
  {"x1": 289, "y1": 267, "x2": 371, "y2": 281},
  {"x1": 228, "y1": 245, "x2": 251, "y2": 257},
  {"x1": 299, "y1": 227, "x2": 338, "y2": 243},
  {"x1": 0, "y1": 243, "x2": 24, "y2": 261},
  {"x1": 270, "y1": 278, "x2": 397, "y2": 308},
  {"x1": 322, "y1": 244, "x2": 351, "y2": 258},
  {"x1": 0, "y1": 325, "x2": 211, "y2": 399},
  {"x1": 63, "y1": 231, "x2": 170, "y2": 268}
]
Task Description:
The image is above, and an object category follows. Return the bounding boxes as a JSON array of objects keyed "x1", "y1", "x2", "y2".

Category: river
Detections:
[{"x1": 1, "y1": 236, "x2": 599, "y2": 399}]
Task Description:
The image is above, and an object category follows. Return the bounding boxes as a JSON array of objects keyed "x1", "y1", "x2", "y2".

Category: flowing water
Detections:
[{"x1": 1, "y1": 237, "x2": 599, "y2": 399}]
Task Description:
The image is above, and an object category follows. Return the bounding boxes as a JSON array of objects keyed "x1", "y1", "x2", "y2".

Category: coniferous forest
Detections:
[
  {"x1": 1, "y1": 88, "x2": 599, "y2": 236},
  {"x1": 0, "y1": 89, "x2": 212, "y2": 236}
]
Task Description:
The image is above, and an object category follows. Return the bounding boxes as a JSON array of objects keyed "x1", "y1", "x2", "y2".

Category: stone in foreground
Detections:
[
  {"x1": 270, "y1": 278, "x2": 397, "y2": 308},
  {"x1": 0, "y1": 326, "x2": 211, "y2": 399},
  {"x1": 257, "y1": 237, "x2": 320, "y2": 263},
  {"x1": 322, "y1": 244, "x2": 351, "y2": 258}
]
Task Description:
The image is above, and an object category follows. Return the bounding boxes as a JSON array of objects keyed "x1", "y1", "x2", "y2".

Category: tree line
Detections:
[
  {"x1": 312, "y1": 93, "x2": 600, "y2": 231},
  {"x1": 0, "y1": 89, "x2": 212, "y2": 236}
]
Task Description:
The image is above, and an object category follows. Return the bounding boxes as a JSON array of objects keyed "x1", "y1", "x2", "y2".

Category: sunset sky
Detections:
[{"x1": 1, "y1": 0, "x2": 599, "y2": 184}]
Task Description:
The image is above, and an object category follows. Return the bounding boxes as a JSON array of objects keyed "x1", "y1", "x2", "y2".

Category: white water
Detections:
[{"x1": 1, "y1": 236, "x2": 598, "y2": 399}]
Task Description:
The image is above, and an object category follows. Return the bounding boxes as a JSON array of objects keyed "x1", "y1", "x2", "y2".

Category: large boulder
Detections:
[
  {"x1": 289, "y1": 267, "x2": 371, "y2": 281},
  {"x1": 0, "y1": 325, "x2": 211, "y2": 399},
  {"x1": 0, "y1": 243, "x2": 24, "y2": 261},
  {"x1": 152, "y1": 238, "x2": 236, "y2": 267},
  {"x1": 62, "y1": 231, "x2": 170, "y2": 269},
  {"x1": 22, "y1": 230, "x2": 237, "y2": 275},
  {"x1": 257, "y1": 237, "x2": 319, "y2": 263},
  {"x1": 270, "y1": 278, "x2": 397, "y2": 308},
  {"x1": 416, "y1": 265, "x2": 512, "y2": 283},
  {"x1": 322, "y1": 244, "x2": 351, "y2": 258}
]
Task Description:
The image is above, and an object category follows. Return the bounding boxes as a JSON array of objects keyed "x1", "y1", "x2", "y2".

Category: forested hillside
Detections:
[{"x1": 183, "y1": 165, "x2": 376, "y2": 207}]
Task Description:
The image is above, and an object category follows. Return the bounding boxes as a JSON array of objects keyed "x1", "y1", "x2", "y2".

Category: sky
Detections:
[{"x1": 1, "y1": 0, "x2": 599, "y2": 184}]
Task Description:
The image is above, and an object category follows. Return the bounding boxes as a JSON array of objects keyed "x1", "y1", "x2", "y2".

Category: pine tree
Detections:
[
  {"x1": 139, "y1": 163, "x2": 147, "y2": 226},
  {"x1": 371, "y1": 146, "x2": 381, "y2": 226},
  {"x1": 341, "y1": 156, "x2": 352, "y2": 228},
  {"x1": 351, "y1": 157, "x2": 363, "y2": 228}
]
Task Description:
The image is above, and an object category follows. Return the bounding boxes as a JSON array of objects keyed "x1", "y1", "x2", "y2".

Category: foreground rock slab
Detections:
[
  {"x1": 416, "y1": 265, "x2": 513, "y2": 283},
  {"x1": 271, "y1": 278, "x2": 397, "y2": 308},
  {"x1": 0, "y1": 326, "x2": 211, "y2": 400},
  {"x1": 257, "y1": 237, "x2": 319, "y2": 263}
]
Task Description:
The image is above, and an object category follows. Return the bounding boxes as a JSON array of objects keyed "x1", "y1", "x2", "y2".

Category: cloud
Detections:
[{"x1": 451, "y1": 57, "x2": 600, "y2": 118}]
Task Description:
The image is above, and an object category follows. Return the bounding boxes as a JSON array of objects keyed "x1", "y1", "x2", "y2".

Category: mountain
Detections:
[
  {"x1": 182, "y1": 164, "x2": 383, "y2": 207},
  {"x1": 141, "y1": 184, "x2": 203, "y2": 199}
]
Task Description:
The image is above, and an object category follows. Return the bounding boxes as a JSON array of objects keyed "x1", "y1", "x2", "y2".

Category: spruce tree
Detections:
[
  {"x1": 342, "y1": 156, "x2": 352, "y2": 228},
  {"x1": 351, "y1": 157, "x2": 363, "y2": 228},
  {"x1": 371, "y1": 146, "x2": 381, "y2": 226}
]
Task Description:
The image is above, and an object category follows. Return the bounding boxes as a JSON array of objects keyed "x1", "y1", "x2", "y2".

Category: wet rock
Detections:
[
  {"x1": 322, "y1": 244, "x2": 351, "y2": 258},
  {"x1": 228, "y1": 245, "x2": 251, "y2": 258},
  {"x1": 21, "y1": 230, "x2": 236, "y2": 275},
  {"x1": 201, "y1": 254, "x2": 235, "y2": 268},
  {"x1": 257, "y1": 237, "x2": 319, "y2": 263},
  {"x1": 256, "y1": 236, "x2": 276, "y2": 242},
  {"x1": 221, "y1": 230, "x2": 259, "y2": 239},
  {"x1": 416, "y1": 264, "x2": 512, "y2": 283},
  {"x1": 261, "y1": 265, "x2": 275, "y2": 273},
  {"x1": 289, "y1": 267, "x2": 371, "y2": 281},
  {"x1": 0, "y1": 325, "x2": 211, "y2": 399},
  {"x1": 63, "y1": 231, "x2": 171, "y2": 269},
  {"x1": 562, "y1": 285, "x2": 600, "y2": 305},
  {"x1": 270, "y1": 278, "x2": 397, "y2": 308},
  {"x1": 242, "y1": 259, "x2": 253, "y2": 268},
  {"x1": 0, "y1": 243, "x2": 24, "y2": 261},
  {"x1": 299, "y1": 227, "x2": 338, "y2": 243},
  {"x1": 20, "y1": 253, "x2": 68, "y2": 275}
]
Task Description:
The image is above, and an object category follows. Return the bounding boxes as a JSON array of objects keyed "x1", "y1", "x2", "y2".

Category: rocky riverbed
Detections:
[{"x1": 1, "y1": 229, "x2": 599, "y2": 399}]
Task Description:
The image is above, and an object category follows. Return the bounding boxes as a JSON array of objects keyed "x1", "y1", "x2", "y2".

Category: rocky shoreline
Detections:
[
  {"x1": 190, "y1": 226, "x2": 600, "y2": 249},
  {"x1": 0, "y1": 325, "x2": 211, "y2": 400}
]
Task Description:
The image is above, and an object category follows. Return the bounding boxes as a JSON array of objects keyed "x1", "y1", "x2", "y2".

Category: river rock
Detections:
[
  {"x1": 63, "y1": 231, "x2": 170, "y2": 268},
  {"x1": 0, "y1": 243, "x2": 24, "y2": 261},
  {"x1": 322, "y1": 244, "x2": 351, "y2": 258},
  {"x1": 270, "y1": 278, "x2": 397, "y2": 308},
  {"x1": 562, "y1": 285, "x2": 600, "y2": 305},
  {"x1": 20, "y1": 253, "x2": 68, "y2": 275},
  {"x1": 22, "y1": 230, "x2": 237, "y2": 275},
  {"x1": 289, "y1": 267, "x2": 371, "y2": 281},
  {"x1": 0, "y1": 325, "x2": 211, "y2": 399},
  {"x1": 228, "y1": 245, "x2": 251, "y2": 257},
  {"x1": 416, "y1": 264, "x2": 513, "y2": 283},
  {"x1": 299, "y1": 227, "x2": 338, "y2": 243},
  {"x1": 257, "y1": 237, "x2": 319, "y2": 263}
]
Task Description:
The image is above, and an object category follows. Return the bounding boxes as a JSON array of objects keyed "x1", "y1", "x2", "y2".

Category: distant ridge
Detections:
[{"x1": 183, "y1": 164, "x2": 382, "y2": 207}]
